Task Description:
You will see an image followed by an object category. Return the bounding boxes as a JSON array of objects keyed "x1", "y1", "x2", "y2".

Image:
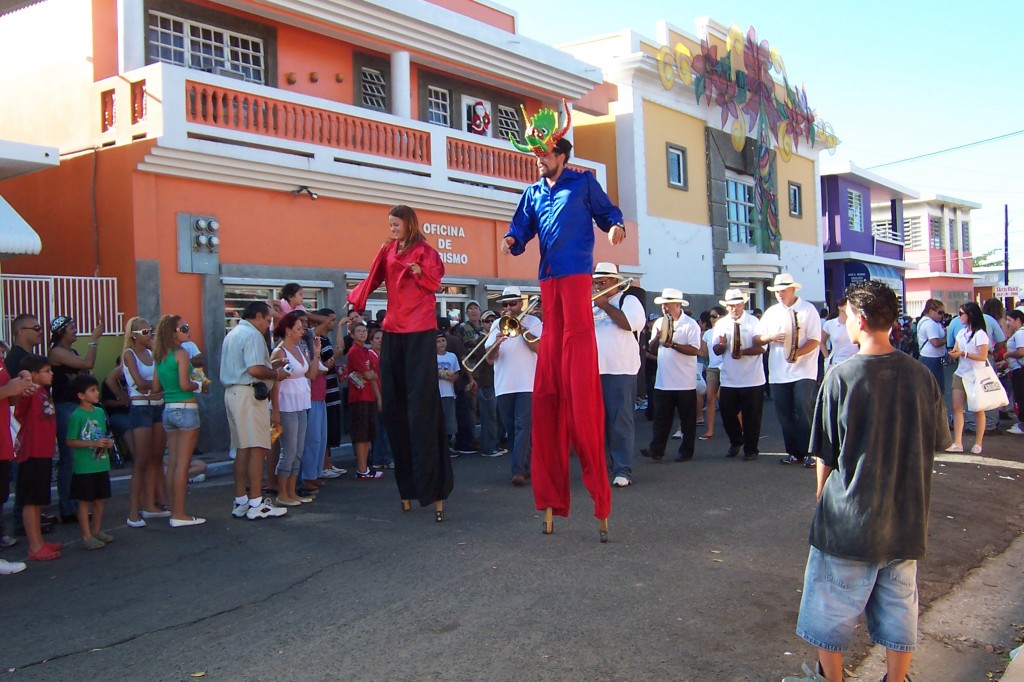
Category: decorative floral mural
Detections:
[{"x1": 658, "y1": 25, "x2": 837, "y2": 255}]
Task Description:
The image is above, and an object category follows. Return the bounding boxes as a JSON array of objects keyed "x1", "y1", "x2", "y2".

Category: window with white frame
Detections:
[
  {"x1": 361, "y1": 68, "x2": 387, "y2": 111},
  {"x1": 223, "y1": 285, "x2": 324, "y2": 333},
  {"x1": 929, "y1": 217, "x2": 942, "y2": 249},
  {"x1": 427, "y1": 86, "x2": 451, "y2": 127},
  {"x1": 726, "y1": 177, "x2": 755, "y2": 244},
  {"x1": 667, "y1": 144, "x2": 687, "y2": 190},
  {"x1": 788, "y1": 181, "x2": 802, "y2": 217},
  {"x1": 847, "y1": 189, "x2": 863, "y2": 231},
  {"x1": 961, "y1": 220, "x2": 971, "y2": 252},
  {"x1": 497, "y1": 105, "x2": 520, "y2": 141},
  {"x1": 147, "y1": 11, "x2": 265, "y2": 83}
]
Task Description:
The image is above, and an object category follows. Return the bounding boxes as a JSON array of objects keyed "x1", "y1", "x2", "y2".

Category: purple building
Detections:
[{"x1": 819, "y1": 161, "x2": 918, "y2": 312}]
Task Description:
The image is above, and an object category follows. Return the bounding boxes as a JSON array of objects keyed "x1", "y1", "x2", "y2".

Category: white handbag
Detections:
[{"x1": 963, "y1": 363, "x2": 1010, "y2": 413}]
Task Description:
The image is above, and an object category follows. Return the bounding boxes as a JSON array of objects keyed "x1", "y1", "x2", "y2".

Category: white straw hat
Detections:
[
  {"x1": 654, "y1": 287, "x2": 688, "y2": 306},
  {"x1": 766, "y1": 274, "x2": 802, "y2": 292},
  {"x1": 720, "y1": 288, "x2": 749, "y2": 306}
]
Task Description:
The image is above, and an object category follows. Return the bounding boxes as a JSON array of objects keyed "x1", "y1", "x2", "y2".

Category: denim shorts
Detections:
[
  {"x1": 163, "y1": 406, "x2": 200, "y2": 432},
  {"x1": 795, "y1": 546, "x2": 918, "y2": 653},
  {"x1": 129, "y1": 403, "x2": 164, "y2": 429}
]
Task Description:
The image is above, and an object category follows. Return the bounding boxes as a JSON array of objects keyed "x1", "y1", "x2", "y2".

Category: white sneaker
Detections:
[
  {"x1": 246, "y1": 498, "x2": 288, "y2": 520},
  {"x1": 1008, "y1": 424, "x2": 1024, "y2": 435},
  {"x1": 971, "y1": 444, "x2": 983, "y2": 455},
  {"x1": 187, "y1": 473, "x2": 206, "y2": 484},
  {"x1": 612, "y1": 476, "x2": 631, "y2": 488},
  {"x1": 231, "y1": 501, "x2": 250, "y2": 518},
  {"x1": 481, "y1": 450, "x2": 505, "y2": 457},
  {"x1": 671, "y1": 430, "x2": 683, "y2": 439},
  {"x1": 0, "y1": 559, "x2": 27, "y2": 575},
  {"x1": 320, "y1": 468, "x2": 341, "y2": 479},
  {"x1": 329, "y1": 465, "x2": 348, "y2": 475},
  {"x1": 944, "y1": 443, "x2": 963, "y2": 453}
]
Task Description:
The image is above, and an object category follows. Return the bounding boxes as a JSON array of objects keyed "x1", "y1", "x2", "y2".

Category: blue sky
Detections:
[{"x1": 503, "y1": 0, "x2": 1024, "y2": 266}]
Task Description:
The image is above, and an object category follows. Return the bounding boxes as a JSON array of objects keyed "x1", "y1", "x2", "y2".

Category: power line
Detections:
[{"x1": 866, "y1": 129, "x2": 1024, "y2": 170}]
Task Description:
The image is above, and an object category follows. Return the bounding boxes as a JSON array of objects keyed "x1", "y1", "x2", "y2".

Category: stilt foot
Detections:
[
  {"x1": 542, "y1": 507, "x2": 553, "y2": 535},
  {"x1": 401, "y1": 499, "x2": 411, "y2": 512},
  {"x1": 435, "y1": 500, "x2": 444, "y2": 522},
  {"x1": 599, "y1": 518, "x2": 609, "y2": 543}
]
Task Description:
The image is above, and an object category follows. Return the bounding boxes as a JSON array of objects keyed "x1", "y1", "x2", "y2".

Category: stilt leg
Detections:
[
  {"x1": 401, "y1": 499, "x2": 411, "y2": 512},
  {"x1": 435, "y1": 500, "x2": 444, "y2": 523},
  {"x1": 542, "y1": 507, "x2": 553, "y2": 535},
  {"x1": 599, "y1": 518, "x2": 609, "y2": 544}
]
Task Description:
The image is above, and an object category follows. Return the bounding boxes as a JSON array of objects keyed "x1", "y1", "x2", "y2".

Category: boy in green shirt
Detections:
[{"x1": 66, "y1": 375, "x2": 115, "y2": 550}]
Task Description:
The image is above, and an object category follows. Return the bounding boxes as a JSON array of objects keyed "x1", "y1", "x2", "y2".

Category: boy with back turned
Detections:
[{"x1": 784, "y1": 280, "x2": 951, "y2": 682}]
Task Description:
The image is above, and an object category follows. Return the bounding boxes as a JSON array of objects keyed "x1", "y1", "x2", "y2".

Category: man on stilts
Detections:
[{"x1": 502, "y1": 103, "x2": 626, "y2": 542}]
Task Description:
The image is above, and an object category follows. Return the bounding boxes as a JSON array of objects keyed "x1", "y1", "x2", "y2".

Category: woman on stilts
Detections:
[{"x1": 346, "y1": 205, "x2": 453, "y2": 521}]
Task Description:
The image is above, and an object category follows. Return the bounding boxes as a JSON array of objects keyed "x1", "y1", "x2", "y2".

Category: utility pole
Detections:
[{"x1": 1006, "y1": 204, "x2": 1012, "y2": 310}]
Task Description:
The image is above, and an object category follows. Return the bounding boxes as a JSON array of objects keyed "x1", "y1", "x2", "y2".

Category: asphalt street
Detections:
[{"x1": 2, "y1": 386, "x2": 1024, "y2": 681}]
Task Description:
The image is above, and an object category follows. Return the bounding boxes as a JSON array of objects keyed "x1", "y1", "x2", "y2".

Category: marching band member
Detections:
[
  {"x1": 484, "y1": 286, "x2": 542, "y2": 487},
  {"x1": 641, "y1": 289, "x2": 701, "y2": 463},
  {"x1": 712, "y1": 289, "x2": 766, "y2": 461},
  {"x1": 592, "y1": 263, "x2": 645, "y2": 488},
  {"x1": 755, "y1": 274, "x2": 821, "y2": 467}
]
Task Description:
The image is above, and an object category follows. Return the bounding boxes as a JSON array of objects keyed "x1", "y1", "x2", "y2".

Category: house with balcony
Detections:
[
  {"x1": 0, "y1": 0, "x2": 626, "y2": 448},
  {"x1": 819, "y1": 160, "x2": 918, "y2": 312},
  {"x1": 870, "y1": 194, "x2": 980, "y2": 316},
  {"x1": 560, "y1": 18, "x2": 835, "y2": 312}
]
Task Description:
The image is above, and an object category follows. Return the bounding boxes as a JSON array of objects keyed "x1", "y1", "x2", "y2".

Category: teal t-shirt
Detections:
[
  {"x1": 67, "y1": 406, "x2": 111, "y2": 474},
  {"x1": 156, "y1": 351, "x2": 195, "y2": 404}
]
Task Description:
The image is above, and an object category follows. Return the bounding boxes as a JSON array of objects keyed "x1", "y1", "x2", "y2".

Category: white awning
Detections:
[{"x1": 0, "y1": 195, "x2": 42, "y2": 258}]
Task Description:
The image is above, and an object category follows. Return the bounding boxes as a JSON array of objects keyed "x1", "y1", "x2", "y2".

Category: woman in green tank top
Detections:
[{"x1": 151, "y1": 315, "x2": 210, "y2": 527}]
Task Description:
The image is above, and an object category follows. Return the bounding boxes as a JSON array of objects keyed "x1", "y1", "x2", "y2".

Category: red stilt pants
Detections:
[{"x1": 531, "y1": 274, "x2": 610, "y2": 520}]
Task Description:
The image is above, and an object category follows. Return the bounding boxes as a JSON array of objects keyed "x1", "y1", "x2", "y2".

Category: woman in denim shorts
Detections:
[
  {"x1": 152, "y1": 315, "x2": 209, "y2": 527},
  {"x1": 121, "y1": 317, "x2": 168, "y2": 527}
]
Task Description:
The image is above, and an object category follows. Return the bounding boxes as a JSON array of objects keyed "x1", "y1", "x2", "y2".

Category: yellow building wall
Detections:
[
  {"x1": 775, "y1": 154, "x2": 817, "y2": 246},
  {"x1": 573, "y1": 113, "x2": 619, "y2": 206},
  {"x1": 642, "y1": 100, "x2": 707, "y2": 225}
]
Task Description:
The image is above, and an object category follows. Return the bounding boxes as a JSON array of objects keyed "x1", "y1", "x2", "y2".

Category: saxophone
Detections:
[
  {"x1": 786, "y1": 308, "x2": 800, "y2": 364},
  {"x1": 731, "y1": 320, "x2": 742, "y2": 360}
]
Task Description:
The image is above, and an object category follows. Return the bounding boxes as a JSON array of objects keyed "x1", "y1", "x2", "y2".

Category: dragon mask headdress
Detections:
[{"x1": 509, "y1": 99, "x2": 572, "y2": 155}]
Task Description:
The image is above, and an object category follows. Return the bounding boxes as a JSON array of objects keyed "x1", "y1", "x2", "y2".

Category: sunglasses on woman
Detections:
[
  {"x1": 133, "y1": 328, "x2": 153, "y2": 336},
  {"x1": 177, "y1": 324, "x2": 190, "y2": 333}
]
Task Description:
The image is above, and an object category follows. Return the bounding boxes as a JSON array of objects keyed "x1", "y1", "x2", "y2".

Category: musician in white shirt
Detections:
[
  {"x1": 712, "y1": 289, "x2": 766, "y2": 461},
  {"x1": 592, "y1": 263, "x2": 646, "y2": 488},
  {"x1": 755, "y1": 274, "x2": 821, "y2": 467},
  {"x1": 486, "y1": 286, "x2": 542, "y2": 486},
  {"x1": 821, "y1": 297, "x2": 858, "y2": 371},
  {"x1": 641, "y1": 288, "x2": 701, "y2": 462}
]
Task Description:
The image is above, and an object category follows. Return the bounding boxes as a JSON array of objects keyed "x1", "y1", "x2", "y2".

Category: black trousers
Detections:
[
  {"x1": 649, "y1": 388, "x2": 696, "y2": 459},
  {"x1": 381, "y1": 329, "x2": 454, "y2": 506},
  {"x1": 719, "y1": 385, "x2": 765, "y2": 456}
]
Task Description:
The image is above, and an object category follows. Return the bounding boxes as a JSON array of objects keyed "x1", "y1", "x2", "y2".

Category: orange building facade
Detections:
[{"x1": 0, "y1": 0, "x2": 634, "y2": 447}]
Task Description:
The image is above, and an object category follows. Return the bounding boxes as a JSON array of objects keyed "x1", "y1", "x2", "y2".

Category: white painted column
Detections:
[
  {"x1": 118, "y1": 0, "x2": 146, "y2": 73},
  {"x1": 390, "y1": 51, "x2": 411, "y2": 119}
]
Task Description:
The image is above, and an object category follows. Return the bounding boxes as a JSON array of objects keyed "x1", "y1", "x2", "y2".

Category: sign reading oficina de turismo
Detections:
[{"x1": 422, "y1": 222, "x2": 469, "y2": 265}]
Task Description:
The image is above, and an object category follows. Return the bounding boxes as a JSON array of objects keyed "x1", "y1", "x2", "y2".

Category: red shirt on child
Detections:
[
  {"x1": 346, "y1": 343, "x2": 377, "y2": 403},
  {"x1": 13, "y1": 388, "x2": 56, "y2": 462},
  {"x1": 0, "y1": 364, "x2": 14, "y2": 462}
]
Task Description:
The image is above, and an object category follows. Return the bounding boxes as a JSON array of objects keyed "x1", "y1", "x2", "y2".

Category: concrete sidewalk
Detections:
[{"x1": 853, "y1": 530, "x2": 1024, "y2": 681}]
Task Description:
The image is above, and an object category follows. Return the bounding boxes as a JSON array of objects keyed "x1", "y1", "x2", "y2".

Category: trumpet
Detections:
[
  {"x1": 464, "y1": 296, "x2": 541, "y2": 373},
  {"x1": 592, "y1": 277, "x2": 635, "y2": 302}
]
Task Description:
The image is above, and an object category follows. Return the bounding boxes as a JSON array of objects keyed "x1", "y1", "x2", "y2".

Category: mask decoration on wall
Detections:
[{"x1": 509, "y1": 99, "x2": 571, "y2": 156}]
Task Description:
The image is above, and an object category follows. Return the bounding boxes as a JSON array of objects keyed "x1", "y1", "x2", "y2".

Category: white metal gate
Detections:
[{"x1": 1, "y1": 275, "x2": 123, "y2": 347}]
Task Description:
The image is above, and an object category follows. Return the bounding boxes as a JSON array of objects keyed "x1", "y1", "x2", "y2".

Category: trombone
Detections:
[
  {"x1": 591, "y1": 277, "x2": 635, "y2": 301},
  {"x1": 464, "y1": 296, "x2": 540, "y2": 373}
]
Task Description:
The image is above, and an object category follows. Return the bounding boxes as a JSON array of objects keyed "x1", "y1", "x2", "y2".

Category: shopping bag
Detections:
[{"x1": 964, "y1": 364, "x2": 1010, "y2": 413}]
